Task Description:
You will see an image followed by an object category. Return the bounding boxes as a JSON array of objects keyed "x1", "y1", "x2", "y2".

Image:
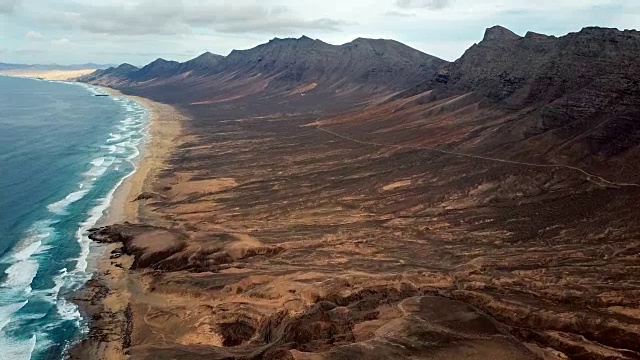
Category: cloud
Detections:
[
  {"x1": 0, "y1": 0, "x2": 19, "y2": 14},
  {"x1": 52, "y1": 38, "x2": 72, "y2": 46},
  {"x1": 396, "y1": 0, "x2": 451, "y2": 10},
  {"x1": 25, "y1": 30, "x2": 47, "y2": 41},
  {"x1": 385, "y1": 10, "x2": 417, "y2": 17},
  {"x1": 42, "y1": 1, "x2": 350, "y2": 36},
  {"x1": 15, "y1": 48, "x2": 44, "y2": 55},
  {"x1": 213, "y1": 17, "x2": 349, "y2": 34}
]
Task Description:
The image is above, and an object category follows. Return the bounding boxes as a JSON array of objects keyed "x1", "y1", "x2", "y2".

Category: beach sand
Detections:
[
  {"x1": 102, "y1": 88, "x2": 184, "y2": 224},
  {"x1": 0, "y1": 69, "x2": 97, "y2": 81},
  {"x1": 69, "y1": 88, "x2": 186, "y2": 360}
]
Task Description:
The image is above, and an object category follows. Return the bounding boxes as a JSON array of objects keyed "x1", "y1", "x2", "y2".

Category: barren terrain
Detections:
[{"x1": 76, "y1": 27, "x2": 640, "y2": 360}]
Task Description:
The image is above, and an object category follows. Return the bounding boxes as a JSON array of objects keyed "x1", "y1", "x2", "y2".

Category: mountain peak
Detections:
[
  {"x1": 352, "y1": 37, "x2": 377, "y2": 43},
  {"x1": 117, "y1": 63, "x2": 138, "y2": 70},
  {"x1": 482, "y1": 25, "x2": 521, "y2": 42},
  {"x1": 268, "y1": 35, "x2": 316, "y2": 44},
  {"x1": 146, "y1": 58, "x2": 175, "y2": 67},
  {"x1": 181, "y1": 51, "x2": 223, "y2": 71},
  {"x1": 192, "y1": 51, "x2": 222, "y2": 60}
]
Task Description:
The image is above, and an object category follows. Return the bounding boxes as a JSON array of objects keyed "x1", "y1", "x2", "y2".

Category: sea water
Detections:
[{"x1": 0, "y1": 76, "x2": 148, "y2": 359}]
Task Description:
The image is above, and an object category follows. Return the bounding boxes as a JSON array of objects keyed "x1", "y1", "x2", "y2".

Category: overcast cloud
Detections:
[
  {"x1": 0, "y1": 0, "x2": 638, "y2": 65},
  {"x1": 396, "y1": 0, "x2": 451, "y2": 10},
  {"x1": 0, "y1": 0, "x2": 20, "y2": 14}
]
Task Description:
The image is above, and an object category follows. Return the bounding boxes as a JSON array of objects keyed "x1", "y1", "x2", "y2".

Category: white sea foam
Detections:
[
  {"x1": 72, "y1": 82, "x2": 103, "y2": 96},
  {"x1": 34, "y1": 268, "x2": 67, "y2": 305},
  {"x1": 0, "y1": 334, "x2": 36, "y2": 360},
  {"x1": 67, "y1": 92, "x2": 149, "y2": 285},
  {"x1": 56, "y1": 297, "x2": 81, "y2": 322},
  {"x1": 12, "y1": 240, "x2": 42, "y2": 262},
  {"x1": 47, "y1": 189, "x2": 90, "y2": 215},
  {"x1": 103, "y1": 144, "x2": 117, "y2": 153},
  {"x1": 84, "y1": 165, "x2": 108, "y2": 177},
  {"x1": 0, "y1": 222, "x2": 51, "y2": 295},
  {"x1": 2, "y1": 259, "x2": 39, "y2": 292},
  {"x1": 0, "y1": 221, "x2": 53, "y2": 341},
  {"x1": 90, "y1": 157, "x2": 105, "y2": 167},
  {"x1": 114, "y1": 144, "x2": 127, "y2": 154},
  {"x1": 8, "y1": 222, "x2": 52, "y2": 262},
  {"x1": 0, "y1": 301, "x2": 28, "y2": 332},
  {"x1": 107, "y1": 133, "x2": 122, "y2": 143},
  {"x1": 84, "y1": 156, "x2": 116, "y2": 178}
]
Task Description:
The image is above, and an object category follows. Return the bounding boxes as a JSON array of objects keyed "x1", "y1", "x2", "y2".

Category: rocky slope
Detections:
[
  {"x1": 78, "y1": 27, "x2": 640, "y2": 360},
  {"x1": 391, "y1": 25, "x2": 640, "y2": 180},
  {"x1": 81, "y1": 36, "x2": 446, "y2": 104}
]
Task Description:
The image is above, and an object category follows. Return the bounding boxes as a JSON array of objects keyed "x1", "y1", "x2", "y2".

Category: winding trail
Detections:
[{"x1": 316, "y1": 126, "x2": 640, "y2": 188}]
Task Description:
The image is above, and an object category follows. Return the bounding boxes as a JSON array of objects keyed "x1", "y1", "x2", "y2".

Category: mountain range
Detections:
[
  {"x1": 83, "y1": 35, "x2": 445, "y2": 103},
  {"x1": 77, "y1": 26, "x2": 640, "y2": 360},
  {"x1": 84, "y1": 26, "x2": 640, "y2": 176}
]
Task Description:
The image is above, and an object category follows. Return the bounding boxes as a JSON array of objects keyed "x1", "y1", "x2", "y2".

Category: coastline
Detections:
[
  {"x1": 100, "y1": 87, "x2": 183, "y2": 225},
  {"x1": 69, "y1": 86, "x2": 185, "y2": 360},
  {"x1": 0, "y1": 69, "x2": 97, "y2": 81},
  {"x1": 0, "y1": 73, "x2": 186, "y2": 359}
]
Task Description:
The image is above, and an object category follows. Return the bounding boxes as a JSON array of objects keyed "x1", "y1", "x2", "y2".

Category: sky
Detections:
[{"x1": 0, "y1": 0, "x2": 638, "y2": 65}]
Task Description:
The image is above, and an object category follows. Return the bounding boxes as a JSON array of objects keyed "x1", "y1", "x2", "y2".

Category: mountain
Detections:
[
  {"x1": 81, "y1": 36, "x2": 446, "y2": 103},
  {"x1": 178, "y1": 51, "x2": 224, "y2": 73},
  {"x1": 382, "y1": 26, "x2": 640, "y2": 179},
  {"x1": 434, "y1": 26, "x2": 640, "y2": 104},
  {"x1": 130, "y1": 58, "x2": 181, "y2": 80},
  {"x1": 214, "y1": 36, "x2": 444, "y2": 92},
  {"x1": 80, "y1": 63, "x2": 139, "y2": 86},
  {"x1": 76, "y1": 28, "x2": 640, "y2": 360}
]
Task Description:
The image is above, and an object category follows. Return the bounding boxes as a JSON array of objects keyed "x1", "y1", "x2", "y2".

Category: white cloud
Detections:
[
  {"x1": 25, "y1": 30, "x2": 46, "y2": 41},
  {"x1": 52, "y1": 38, "x2": 72, "y2": 46},
  {"x1": 40, "y1": 1, "x2": 350, "y2": 36},
  {"x1": 385, "y1": 10, "x2": 417, "y2": 17},
  {"x1": 396, "y1": 0, "x2": 451, "y2": 10}
]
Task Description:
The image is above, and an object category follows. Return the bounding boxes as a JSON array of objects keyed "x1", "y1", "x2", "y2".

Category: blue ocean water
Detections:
[{"x1": 0, "y1": 76, "x2": 148, "y2": 359}]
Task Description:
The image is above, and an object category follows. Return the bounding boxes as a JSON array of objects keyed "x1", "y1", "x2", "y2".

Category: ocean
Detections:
[{"x1": 0, "y1": 76, "x2": 148, "y2": 359}]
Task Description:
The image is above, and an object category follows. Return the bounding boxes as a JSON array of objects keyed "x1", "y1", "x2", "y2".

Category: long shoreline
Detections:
[
  {"x1": 69, "y1": 85, "x2": 185, "y2": 360},
  {"x1": 0, "y1": 74, "x2": 176, "y2": 359}
]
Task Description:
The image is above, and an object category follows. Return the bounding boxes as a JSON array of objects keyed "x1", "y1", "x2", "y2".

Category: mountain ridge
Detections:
[{"x1": 81, "y1": 35, "x2": 447, "y2": 102}]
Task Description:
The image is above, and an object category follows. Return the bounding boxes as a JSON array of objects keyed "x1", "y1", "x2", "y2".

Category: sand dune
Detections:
[{"x1": 0, "y1": 69, "x2": 97, "y2": 81}]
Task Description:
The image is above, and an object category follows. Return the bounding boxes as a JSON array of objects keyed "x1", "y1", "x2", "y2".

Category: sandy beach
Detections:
[
  {"x1": 0, "y1": 69, "x2": 97, "y2": 81},
  {"x1": 69, "y1": 87, "x2": 186, "y2": 360},
  {"x1": 101, "y1": 87, "x2": 184, "y2": 224}
]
